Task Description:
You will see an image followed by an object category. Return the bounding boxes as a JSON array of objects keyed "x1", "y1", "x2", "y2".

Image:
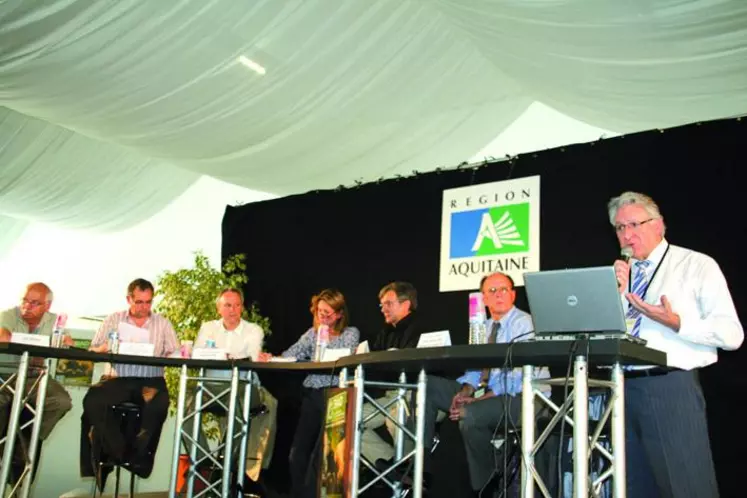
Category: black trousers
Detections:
[
  {"x1": 289, "y1": 387, "x2": 326, "y2": 498},
  {"x1": 82, "y1": 376, "x2": 169, "y2": 461}
]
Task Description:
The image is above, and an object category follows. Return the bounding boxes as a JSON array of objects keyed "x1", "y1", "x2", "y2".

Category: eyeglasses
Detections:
[
  {"x1": 379, "y1": 300, "x2": 404, "y2": 309},
  {"x1": 317, "y1": 309, "x2": 336, "y2": 318},
  {"x1": 485, "y1": 287, "x2": 511, "y2": 296},
  {"x1": 21, "y1": 299, "x2": 45, "y2": 308},
  {"x1": 614, "y1": 218, "x2": 655, "y2": 233}
]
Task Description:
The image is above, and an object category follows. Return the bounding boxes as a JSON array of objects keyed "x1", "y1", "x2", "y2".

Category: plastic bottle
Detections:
[
  {"x1": 468, "y1": 292, "x2": 487, "y2": 345},
  {"x1": 51, "y1": 313, "x2": 67, "y2": 348},
  {"x1": 314, "y1": 325, "x2": 330, "y2": 361},
  {"x1": 108, "y1": 329, "x2": 120, "y2": 354}
]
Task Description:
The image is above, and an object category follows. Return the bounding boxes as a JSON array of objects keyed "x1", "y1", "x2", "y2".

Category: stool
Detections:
[{"x1": 93, "y1": 401, "x2": 141, "y2": 498}]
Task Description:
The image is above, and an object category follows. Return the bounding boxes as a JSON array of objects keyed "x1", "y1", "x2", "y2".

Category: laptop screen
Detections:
[{"x1": 524, "y1": 266, "x2": 627, "y2": 335}]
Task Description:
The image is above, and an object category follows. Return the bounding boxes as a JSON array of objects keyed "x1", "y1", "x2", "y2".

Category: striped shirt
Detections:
[{"x1": 91, "y1": 310, "x2": 178, "y2": 378}]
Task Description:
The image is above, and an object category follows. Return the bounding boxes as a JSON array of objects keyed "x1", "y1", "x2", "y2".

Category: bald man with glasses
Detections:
[
  {"x1": 387, "y1": 273, "x2": 548, "y2": 495},
  {"x1": 0, "y1": 283, "x2": 73, "y2": 457}
]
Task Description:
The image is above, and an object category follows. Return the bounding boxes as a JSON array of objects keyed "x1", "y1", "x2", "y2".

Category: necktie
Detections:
[
  {"x1": 479, "y1": 321, "x2": 501, "y2": 386},
  {"x1": 627, "y1": 260, "x2": 652, "y2": 337}
]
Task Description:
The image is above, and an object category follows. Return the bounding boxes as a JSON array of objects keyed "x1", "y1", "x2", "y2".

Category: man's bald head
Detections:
[
  {"x1": 25, "y1": 283, "x2": 53, "y2": 303},
  {"x1": 20, "y1": 282, "x2": 53, "y2": 323}
]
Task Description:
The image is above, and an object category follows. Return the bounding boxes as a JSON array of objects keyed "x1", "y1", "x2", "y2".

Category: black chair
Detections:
[
  {"x1": 488, "y1": 426, "x2": 523, "y2": 496},
  {"x1": 93, "y1": 401, "x2": 141, "y2": 498}
]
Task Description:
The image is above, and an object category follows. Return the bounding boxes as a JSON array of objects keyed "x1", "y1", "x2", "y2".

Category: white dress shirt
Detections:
[
  {"x1": 195, "y1": 318, "x2": 264, "y2": 380},
  {"x1": 624, "y1": 238, "x2": 743, "y2": 369}
]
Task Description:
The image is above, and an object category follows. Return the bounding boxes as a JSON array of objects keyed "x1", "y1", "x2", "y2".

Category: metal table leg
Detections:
[
  {"x1": 573, "y1": 355, "x2": 589, "y2": 498},
  {"x1": 168, "y1": 364, "x2": 189, "y2": 497},
  {"x1": 520, "y1": 364, "x2": 536, "y2": 498},
  {"x1": 221, "y1": 367, "x2": 240, "y2": 497},
  {"x1": 187, "y1": 368, "x2": 205, "y2": 498},
  {"x1": 19, "y1": 358, "x2": 50, "y2": 498},
  {"x1": 349, "y1": 365, "x2": 365, "y2": 497},
  {"x1": 235, "y1": 373, "x2": 253, "y2": 497},
  {"x1": 393, "y1": 371, "x2": 407, "y2": 498},
  {"x1": 0, "y1": 352, "x2": 30, "y2": 492},
  {"x1": 412, "y1": 369, "x2": 427, "y2": 498},
  {"x1": 610, "y1": 363, "x2": 626, "y2": 498}
]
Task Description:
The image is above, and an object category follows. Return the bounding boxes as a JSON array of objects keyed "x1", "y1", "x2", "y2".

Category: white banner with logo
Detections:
[{"x1": 439, "y1": 175, "x2": 540, "y2": 291}]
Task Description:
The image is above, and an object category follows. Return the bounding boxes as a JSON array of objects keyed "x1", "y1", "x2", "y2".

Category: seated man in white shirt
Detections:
[
  {"x1": 185, "y1": 288, "x2": 265, "y2": 455},
  {"x1": 609, "y1": 191, "x2": 743, "y2": 498}
]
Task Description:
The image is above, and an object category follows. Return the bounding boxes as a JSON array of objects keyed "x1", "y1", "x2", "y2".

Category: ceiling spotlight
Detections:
[{"x1": 238, "y1": 55, "x2": 266, "y2": 75}]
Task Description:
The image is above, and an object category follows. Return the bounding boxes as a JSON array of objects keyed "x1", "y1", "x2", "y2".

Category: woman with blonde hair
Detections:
[{"x1": 262, "y1": 289, "x2": 359, "y2": 498}]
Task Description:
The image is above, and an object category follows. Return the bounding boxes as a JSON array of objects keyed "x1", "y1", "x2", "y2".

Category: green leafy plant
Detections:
[{"x1": 154, "y1": 251, "x2": 271, "y2": 438}]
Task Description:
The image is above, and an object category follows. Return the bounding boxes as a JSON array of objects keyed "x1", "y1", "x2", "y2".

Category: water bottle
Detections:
[
  {"x1": 108, "y1": 330, "x2": 120, "y2": 354},
  {"x1": 314, "y1": 325, "x2": 330, "y2": 362},
  {"x1": 468, "y1": 292, "x2": 487, "y2": 345},
  {"x1": 469, "y1": 316, "x2": 488, "y2": 345},
  {"x1": 51, "y1": 313, "x2": 67, "y2": 348}
]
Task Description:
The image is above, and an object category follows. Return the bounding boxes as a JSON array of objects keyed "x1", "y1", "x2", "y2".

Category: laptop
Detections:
[{"x1": 523, "y1": 266, "x2": 628, "y2": 337}]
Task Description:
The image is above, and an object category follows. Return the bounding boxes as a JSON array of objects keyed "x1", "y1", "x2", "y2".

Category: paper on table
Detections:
[
  {"x1": 321, "y1": 348, "x2": 351, "y2": 362},
  {"x1": 118, "y1": 322, "x2": 150, "y2": 343},
  {"x1": 269, "y1": 357, "x2": 297, "y2": 363}
]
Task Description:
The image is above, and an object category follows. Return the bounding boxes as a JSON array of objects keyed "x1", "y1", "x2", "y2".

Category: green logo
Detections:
[{"x1": 471, "y1": 203, "x2": 529, "y2": 256}]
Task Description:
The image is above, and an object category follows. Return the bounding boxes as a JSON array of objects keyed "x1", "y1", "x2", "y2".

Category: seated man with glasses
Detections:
[
  {"x1": 0, "y1": 283, "x2": 73, "y2": 459},
  {"x1": 183, "y1": 288, "x2": 273, "y2": 473},
  {"x1": 395, "y1": 272, "x2": 548, "y2": 495},
  {"x1": 361, "y1": 282, "x2": 423, "y2": 470},
  {"x1": 82, "y1": 278, "x2": 179, "y2": 478}
]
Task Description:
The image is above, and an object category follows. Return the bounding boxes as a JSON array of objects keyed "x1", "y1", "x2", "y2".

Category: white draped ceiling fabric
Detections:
[{"x1": 1, "y1": 0, "x2": 747, "y2": 255}]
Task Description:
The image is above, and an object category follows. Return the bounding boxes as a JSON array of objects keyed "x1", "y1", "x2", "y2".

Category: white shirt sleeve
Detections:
[
  {"x1": 677, "y1": 257, "x2": 744, "y2": 350},
  {"x1": 243, "y1": 323, "x2": 264, "y2": 361}
]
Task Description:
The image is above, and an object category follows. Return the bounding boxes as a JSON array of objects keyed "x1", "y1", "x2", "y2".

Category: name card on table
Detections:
[
  {"x1": 417, "y1": 331, "x2": 452, "y2": 349},
  {"x1": 192, "y1": 348, "x2": 227, "y2": 361},
  {"x1": 321, "y1": 348, "x2": 351, "y2": 362},
  {"x1": 355, "y1": 341, "x2": 370, "y2": 354},
  {"x1": 11, "y1": 332, "x2": 50, "y2": 347},
  {"x1": 118, "y1": 342, "x2": 155, "y2": 357}
]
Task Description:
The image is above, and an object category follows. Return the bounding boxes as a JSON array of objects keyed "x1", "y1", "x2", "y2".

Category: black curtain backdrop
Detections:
[{"x1": 223, "y1": 117, "x2": 747, "y2": 498}]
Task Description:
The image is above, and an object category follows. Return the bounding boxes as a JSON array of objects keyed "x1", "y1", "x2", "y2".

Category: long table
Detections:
[
  {"x1": 0, "y1": 338, "x2": 666, "y2": 498},
  {"x1": 0, "y1": 344, "x2": 261, "y2": 498}
]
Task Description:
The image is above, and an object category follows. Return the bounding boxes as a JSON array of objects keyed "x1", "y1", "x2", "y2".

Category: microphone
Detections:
[
  {"x1": 620, "y1": 246, "x2": 633, "y2": 264},
  {"x1": 618, "y1": 247, "x2": 633, "y2": 288}
]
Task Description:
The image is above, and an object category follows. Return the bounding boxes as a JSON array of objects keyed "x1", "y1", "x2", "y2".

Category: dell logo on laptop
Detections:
[{"x1": 567, "y1": 295, "x2": 578, "y2": 307}]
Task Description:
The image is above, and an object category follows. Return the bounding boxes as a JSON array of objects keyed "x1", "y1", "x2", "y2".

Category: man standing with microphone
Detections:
[{"x1": 608, "y1": 191, "x2": 743, "y2": 498}]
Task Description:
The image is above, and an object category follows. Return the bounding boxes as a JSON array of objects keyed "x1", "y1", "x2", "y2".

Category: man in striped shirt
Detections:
[{"x1": 84, "y1": 278, "x2": 178, "y2": 466}]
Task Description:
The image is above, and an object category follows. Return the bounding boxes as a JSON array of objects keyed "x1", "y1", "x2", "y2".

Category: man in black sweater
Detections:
[{"x1": 360, "y1": 281, "x2": 422, "y2": 466}]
